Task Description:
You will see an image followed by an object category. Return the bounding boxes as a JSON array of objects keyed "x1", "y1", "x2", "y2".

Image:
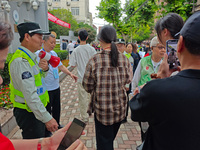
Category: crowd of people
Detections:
[{"x1": 1, "y1": 10, "x2": 200, "y2": 150}]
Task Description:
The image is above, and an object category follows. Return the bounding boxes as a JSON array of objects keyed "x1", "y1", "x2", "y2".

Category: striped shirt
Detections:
[{"x1": 82, "y1": 50, "x2": 132, "y2": 125}]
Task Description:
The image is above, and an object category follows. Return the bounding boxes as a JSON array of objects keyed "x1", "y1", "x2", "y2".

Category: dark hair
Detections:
[
  {"x1": 155, "y1": 13, "x2": 184, "y2": 41},
  {"x1": 97, "y1": 25, "x2": 118, "y2": 67},
  {"x1": 184, "y1": 37, "x2": 200, "y2": 55},
  {"x1": 0, "y1": 22, "x2": 13, "y2": 50},
  {"x1": 126, "y1": 43, "x2": 134, "y2": 49},
  {"x1": 77, "y1": 39, "x2": 80, "y2": 43},
  {"x1": 126, "y1": 43, "x2": 137, "y2": 52},
  {"x1": 19, "y1": 33, "x2": 35, "y2": 43},
  {"x1": 78, "y1": 29, "x2": 88, "y2": 41},
  {"x1": 43, "y1": 34, "x2": 55, "y2": 41}
]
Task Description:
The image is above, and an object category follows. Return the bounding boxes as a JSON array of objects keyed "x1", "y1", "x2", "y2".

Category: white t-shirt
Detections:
[
  {"x1": 35, "y1": 49, "x2": 63, "y2": 91},
  {"x1": 69, "y1": 44, "x2": 97, "y2": 83},
  {"x1": 67, "y1": 43, "x2": 74, "y2": 52}
]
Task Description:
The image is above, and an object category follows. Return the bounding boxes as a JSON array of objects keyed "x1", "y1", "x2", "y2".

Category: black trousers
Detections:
[
  {"x1": 14, "y1": 108, "x2": 45, "y2": 139},
  {"x1": 94, "y1": 115, "x2": 121, "y2": 150},
  {"x1": 46, "y1": 87, "x2": 61, "y2": 124}
]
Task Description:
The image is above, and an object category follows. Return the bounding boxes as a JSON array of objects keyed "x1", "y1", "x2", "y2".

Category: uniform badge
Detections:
[{"x1": 22, "y1": 71, "x2": 32, "y2": 79}]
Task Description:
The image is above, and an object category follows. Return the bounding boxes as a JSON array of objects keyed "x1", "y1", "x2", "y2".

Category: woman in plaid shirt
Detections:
[{"x1": 82, "y1": 25, "x2": 132, "y2": 150}]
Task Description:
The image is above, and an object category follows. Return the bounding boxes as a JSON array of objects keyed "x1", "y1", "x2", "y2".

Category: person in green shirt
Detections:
[{"x1": 131, "y1": 36, "x2": 165, "y2": 141}]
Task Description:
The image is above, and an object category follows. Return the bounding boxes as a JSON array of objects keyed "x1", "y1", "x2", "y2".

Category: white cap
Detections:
[{"x1": 150, "y1": 36, "x2": 159, "y2": 47}]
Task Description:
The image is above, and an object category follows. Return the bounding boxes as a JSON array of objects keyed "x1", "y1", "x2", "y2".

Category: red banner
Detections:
[{"x1": 48, "y1": 12, "x2": 71, "y2": 29}]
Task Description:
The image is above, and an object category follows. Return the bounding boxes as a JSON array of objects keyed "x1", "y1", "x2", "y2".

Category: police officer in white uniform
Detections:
[{"x1": 9, "y1": 22, "x2": 58, "y2": 139}]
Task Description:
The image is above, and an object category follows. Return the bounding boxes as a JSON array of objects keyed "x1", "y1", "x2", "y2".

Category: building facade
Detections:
[
  {"x1": 47, "y1": 0, "x2": 93, "y2": 26},
  {"x1": 0, "y1": 0, "x2": 49, "y2": 53}
]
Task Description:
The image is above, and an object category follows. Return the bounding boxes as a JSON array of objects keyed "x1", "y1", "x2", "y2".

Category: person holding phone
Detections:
[
  {"x1": 82, "y1": 25, "x2": 132, "y2": 150},
  {"x1": 0, "y1": 22, "x2": 87, "y2": 150},
  {"x1": 130, "y1": 11, "x2": 200, "y2": 150},
  {"x1": 155, "y1": 13, "x2": 184, "y2": 47},
  {"x1": 154, "y1": 13, "x2": 184, "y2": 78}
]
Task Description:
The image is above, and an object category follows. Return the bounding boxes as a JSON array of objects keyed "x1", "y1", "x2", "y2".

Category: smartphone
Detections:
[
  {"x1": 166, "y1": 39, "x2": 180, "y2": 69},
  {"x1": 57, "y1": 118, "x2": 86, "y2": 150}
]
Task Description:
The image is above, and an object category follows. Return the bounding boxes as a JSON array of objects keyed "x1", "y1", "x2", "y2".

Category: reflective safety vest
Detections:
[
  {"x1": 138, "y1": 56, "x2": 159, "y2": 86},
  {"x1": 8, "y1": 49, "x2": 49, "y2": 112}
]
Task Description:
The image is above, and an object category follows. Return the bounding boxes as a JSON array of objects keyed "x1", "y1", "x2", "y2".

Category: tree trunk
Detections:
[{"x1": 195, "y1": 0, "x2": 200, "y2": 11}]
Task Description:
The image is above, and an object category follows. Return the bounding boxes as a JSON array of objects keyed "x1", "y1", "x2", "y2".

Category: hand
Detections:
[
  {"x1": 87, "y1": 110, "x2": 92, "y2": 116},
  {"x1": 38, "y1": 59, "x2": 49, "y2": 71},
  {"x1": 45, "y1": 118, "x2": 58, "y2": 132},
  {"x1": 133, "y1": 84, "x2": 146, "y2": 96},
  {"x1": 125, "y1": 87, "x2": 129, "y2": 91},
  {"x1": 70, "y1": 73, "x2": 78, "y2": 82},
  {"x1": 67, "y1": 140, "x2": 87, "y2": 150},
  {"x1": 43, "y1": 122, "x2": 87, "y2": 150},
  {"x1": 154, "y1": 53, "x2": 181, "y2": 79}
]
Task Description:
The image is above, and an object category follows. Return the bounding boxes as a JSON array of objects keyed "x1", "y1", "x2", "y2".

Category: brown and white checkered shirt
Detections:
[{"x1": 82, "y1": 50, "x2": 132, "y2": 125}]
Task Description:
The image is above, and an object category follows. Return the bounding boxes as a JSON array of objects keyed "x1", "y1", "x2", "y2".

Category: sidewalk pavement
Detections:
[{"x1": 11, "y1": 69, "x2": 142, "y2": 150}]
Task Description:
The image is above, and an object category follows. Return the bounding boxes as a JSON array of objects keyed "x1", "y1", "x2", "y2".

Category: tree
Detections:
[
  {"x1": 97, "y1": 0, "x2": 122, "y2": 28},
  {"x1": 48, "y1": 9, "x2": 78, "y2": 38},
  {"x1": 123, "y1": 0, "x2": 156, "y2": 42},
  {"x1": 97, "y1": 0, "x2": 197, "y2": 42},
  {"x1": 97, "y1": 0, "x2": 156, "y2": 42},
  {"x1": 74, "y1": 22, "x2": 96, "y2": 43},
  {"x1": 159, "y1": 0, "x2": 197, "y2": 21}
]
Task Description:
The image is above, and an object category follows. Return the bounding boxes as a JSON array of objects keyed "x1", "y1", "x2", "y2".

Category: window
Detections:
[
  {"x1": 53, "y1": 7, "x2": 61, "y2": 10},
  {"x1": 53, "y1": 0, "x2": 60, "y2": 2},
  {"x1": 71, "y1": 7, "x2": 79, "y2": 15}
]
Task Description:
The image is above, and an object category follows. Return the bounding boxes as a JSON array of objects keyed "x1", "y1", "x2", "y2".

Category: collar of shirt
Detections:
[
  {"x1": 19, "y1": 46, "x2": 37, "y2": 62},
  {"x1": 178, "y1": 69, "x2": 200, "y2": 79}
]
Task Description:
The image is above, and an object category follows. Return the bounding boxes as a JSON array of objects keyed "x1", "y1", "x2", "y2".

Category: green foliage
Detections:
[
  {"x1": 48, "y1": 9, "x2": 78, "y2": 38},
  {"x1": 0, "y1": 53, "x2": 13, "y2": 86},
  {"x1": 97, "y1": 0, "x2": 122, "y2": 27},
  {"x1": 123, "y1": 0, "x2": 156, "y2": 42},
  {"x1": 74, "y1": 22, "x2": 97, "y2": 43},
  {"x1": 158, "y1": 0, "x2": 197, "y2": 21},
  {"x1": 97, "y1": 0, "x2": 196, "y2": 42},
  {"x1": 132, "y1": 24, "x2": 151, "y2": 42},
  {"x1": 97, "y1": 0, "x2": 155, "y2": 42},
  {"x1": 54, "y1": 50, "x2": 68, "y2": 61},
  {"x1": 54, "y1": 44, "x2": 60, "y2": 51}
]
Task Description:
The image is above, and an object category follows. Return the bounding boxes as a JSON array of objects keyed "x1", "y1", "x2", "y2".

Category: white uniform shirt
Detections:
[
  {"x1": 10, "y1": 46, "x2": 52, "y2": 123},
  {"x1": 35, "y1": 49, "x2": 63, "y2": 91}
]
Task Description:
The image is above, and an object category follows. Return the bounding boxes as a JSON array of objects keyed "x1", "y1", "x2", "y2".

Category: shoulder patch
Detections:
[{"x1": 22, "y1": 71, "x2": 32, "y2": 79}]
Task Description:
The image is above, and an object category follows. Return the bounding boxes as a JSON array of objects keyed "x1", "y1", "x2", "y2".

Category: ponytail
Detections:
[{"x1": 110, "y1": 41, "x2": 118, "y2": 67}]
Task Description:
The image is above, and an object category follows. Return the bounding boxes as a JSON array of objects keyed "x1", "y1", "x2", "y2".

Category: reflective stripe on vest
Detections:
[{"x1": 8, "y1": 49, "x2": 49, "y2": 112}]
